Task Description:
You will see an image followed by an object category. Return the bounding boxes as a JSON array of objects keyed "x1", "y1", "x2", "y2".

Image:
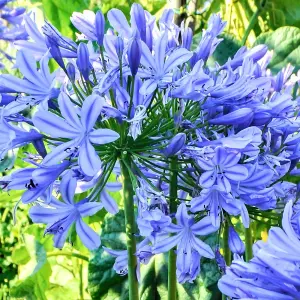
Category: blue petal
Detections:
[
  {"x1": 152, "y1": 233, "x2": 182, "y2": 254},
  {"x1": 107, "y1": 9, "x2": 131, "y2": 37},
  {"x1": 29, "y1": 205, "x2": 70, "y2": 224},
  {"x1": 81, "y1": 94, "x2": 104, "y2": 132},
  {"x1": 33, "y1": 110, "x2": 81, "y2": 138},
  {"x1": 164, "y1": 48, "x2": 192, "y2": 73},
  {"x1": 191, "y1": 235, "x2": 214, "y2": 258},
  {"x1": 77, "y1": 201, "x2": 103, "y2": 217},
  {"x1": 89, "y1": 128, "x2": 120, "y2": 144},
  {"x1": 60, "y1": 173, "x2": 77, "y2": 204},
  {"x1": 191, "y1": 216, "x2": 219, "y2": 235},
  {"x1": 101, "y1": 190, "x2": 119, "y2": 214},
  {"x1": 58, "y1": 92, "x2": 81, "y2": 129},
  {"x1": 76, "y1": 218, "x2": 100, "y2": 250},
  {"x1": 78, "y1": 139, "x2": 102, "y2": 176}
]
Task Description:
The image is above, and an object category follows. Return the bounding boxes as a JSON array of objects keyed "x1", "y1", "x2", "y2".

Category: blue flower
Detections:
[
  {"x1": 190, "y1": 186, "x2": 241, "y2": 228},
  {"x1": 0, "y1": 118, "x2": 42, "y2": 159},
  {"x1": 139, "y1": 33, "x2": 192, "y2": 95},
  {"x1": 218, "y1": 201, "x2": 300, "y2": 299},
  {"x1": 15, "y1": 15, "x2": 77, "y2": 59},
  {"x1": 33, "y1": 92, "x2": 120, "y2": 176},
  {"x1": 197, "y1": 146, "x2": 248, "y2": 192},
  {"x1": 6, "y1": 160, "x2": 69, "y2": 204},
  {"x1": 0, "y1": 50, "x2": 58, "y2": 113},
  {"x1": 29, "y1": 173, "x2": 102, "y2": 249},
  {"x1": 152, "y1": 203, "x2": 217, "y2": 282},
  {"x1": 228, "y1": 226, "x2": 245, "y2": 255},
  {"x1": 104, "y1": 238, "x2": 153, "y2": 281}
]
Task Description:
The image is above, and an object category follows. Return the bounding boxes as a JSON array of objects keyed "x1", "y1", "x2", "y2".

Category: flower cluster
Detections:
[
  {"x1": 0, "y1": 2, "x2": 299, "y2": 291},
  {"x1": 219, "y1": 201, "x2": 300, "y2": 299}
]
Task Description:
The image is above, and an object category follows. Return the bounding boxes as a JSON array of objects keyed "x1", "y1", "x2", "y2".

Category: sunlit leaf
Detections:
[{"x1": 255, "y1": 26, "x2": 300, "y2": 73}]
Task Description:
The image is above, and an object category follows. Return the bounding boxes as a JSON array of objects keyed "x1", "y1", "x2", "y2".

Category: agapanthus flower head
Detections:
[{"x1": 0, "y1": 2, "x2": 299, "y2": 292}]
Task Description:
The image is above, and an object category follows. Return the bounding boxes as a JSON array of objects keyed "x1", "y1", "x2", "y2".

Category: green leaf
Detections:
[
  {"x1": 255, "y1": 26, "x2": 300, "y2": 73},
  {"x1": 11, "y1": 245, "x2": 31, "y2": 265},
  {"x1": 139, "y1": 254, "x2": 168, "y2": 300},
  {"x1": 45, "y1": 282, "x2": 79, "y2": 300},
  {"x1": 88, "y1": 210, "x2": 128, "y2": 300},
  {"x1": 41, "y1": 0, "x2": 90, "y2": 38},
  {"x1": 10, "y1": 242, "x2": 52, "y2": 300},
  {"x1": 262, "y1": 0, "x2": 300, "y2": 29},
  {"x1": 212, "y1": 34, "x2": 242, "y2": 65}
]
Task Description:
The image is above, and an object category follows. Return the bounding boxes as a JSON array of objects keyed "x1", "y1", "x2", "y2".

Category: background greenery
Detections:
[{"x1": 0, "y1": 0, "x2": 299, "y2": 299}]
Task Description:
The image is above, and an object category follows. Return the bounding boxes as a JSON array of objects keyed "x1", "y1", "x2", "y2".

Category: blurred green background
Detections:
[{"x1": 0, "y1": 0, "x2": 299, "y2": 299}]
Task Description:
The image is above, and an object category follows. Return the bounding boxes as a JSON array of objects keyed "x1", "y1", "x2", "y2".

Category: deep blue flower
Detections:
[
  {"x1": 6, "y1": 160, "x2": 69, "y2": 204},
  {"x1": 29, "y1": 173, "x2": 102, "y2": 249},
  {"x1": 152, "y1": 203, "x2": 217, "y2": 283},
  {"x1": 197, "y1": 146, "x2": 248, "y2": 192},
  {"x1": 218, "y1": 201, "x2": 300, "y2": 299},
  {"x1": 139, "y1": 33, "x2": 192, "y2": 95},
  {"x1": 0, "y1": 50, "x2": 58, "y2": 113},
  {"x1": 33, "y1": 92, "x2": 119, "y2": 176}
]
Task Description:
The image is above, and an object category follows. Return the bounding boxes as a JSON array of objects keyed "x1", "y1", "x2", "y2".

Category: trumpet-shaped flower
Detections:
[
  {"x1": 33, "y1": 92, "x2": 120, "y2": 176},
  {"x1": 152, "y1": 203, "x2": 217, "y2": 283},
  {"x1": 29, "y1": 173, "x2": 102, "y2": 249},
  {"x1": 218, "y1": 201, "x2": 300, "y2": 299},
  {"x1": 197, "y1": 146, "x2": 248, "y2": 192}
]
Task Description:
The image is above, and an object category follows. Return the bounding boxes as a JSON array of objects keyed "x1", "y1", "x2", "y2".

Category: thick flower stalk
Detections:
[{"x1": 0, "y1": 2, "x2": 299, "y2": 299}]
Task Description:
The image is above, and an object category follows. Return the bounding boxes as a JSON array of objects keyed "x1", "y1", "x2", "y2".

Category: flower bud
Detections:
[
  {"x1": 228, "y1": 226, "x2": 245, "y2": 255},
  {"x1": 115, "y1": 36, "x2": 124, "y2": 59},
  {"x1": 66, "y1": 62, "x2": 76, "y2": 82},
  {"x1": 164, "y1": 133, "x2": 186, "y2": 157},
  {"x1": 95, "y1": 10, "x2": 105, "y2": 46},
  {"x1": 127, "y1": 29, "x2": 142, "y2": 77},
  {"x1": 182, "y1": 27, "x2": 193, "y2": 50},
  {"x1": 76, "y1": 42, "x2": 92, "y2": 81},
  {"x1": 45, "y1": 36, "x2": 66, "y2": 72}
]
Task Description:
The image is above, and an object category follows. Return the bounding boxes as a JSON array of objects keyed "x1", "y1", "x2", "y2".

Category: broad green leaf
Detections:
[
  {"x1": 11, "y1": 245, "x2": 31, "y2": 265},
  {"x1": 41, "y1": 0, "x2": 90, "y2": 38},
  {"x1": 255, "y1": 26, "x2": 300, "y2": 73},
  {"x1": 10, "y1": 242, "x2": 52, "y2": 300},
  {"x1": 259, "y1": 0, "x2": 300, "y2": 29},
  {"x1": 45, "y1": 282, "x2": 79, "y2": 300},
  {"x1": 88, "y1": 210, "x2": 127, "y2": 300},
  {"x1": 212, "y1": 34, "x2": 242, "y2": 65},
  {"x1": 139, "y1": 254, "x2": 168, "y2": 300}
]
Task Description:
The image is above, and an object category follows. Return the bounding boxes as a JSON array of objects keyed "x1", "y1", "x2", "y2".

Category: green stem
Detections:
[
  {"x1": 168, "y1": 157, "x2": 178, "y2": 300},
  {"x1": 223, "y1": 222, "x2": 231, "y2": 266},
  {"x1": 241, "y1": 0, "x2": 267, "y2": 45},
  {"x1": 47, "y1": 251, "x2": 89, "y2": 262},
  {"x1": 120, "y1": 156, "x2": 139, "y2": 300},
  {"x1": 245, "y1": 226, "x2": 253, "y2": 261},
  {"x1": 100, "y1": 46, "x2": 107, "y2": 72},
  {"x1": 79, "y1": 260, "x2": 84, "y2": 300}
]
